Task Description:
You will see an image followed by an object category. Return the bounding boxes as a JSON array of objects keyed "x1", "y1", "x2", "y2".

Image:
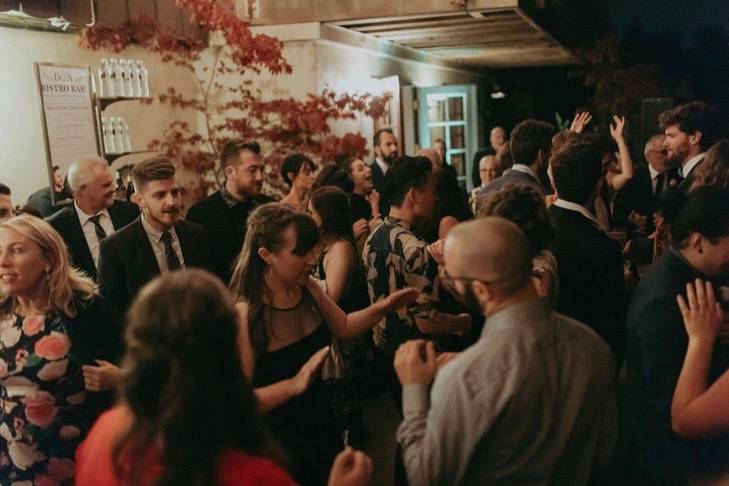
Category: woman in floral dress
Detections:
[{"x1": 0, "y1": 215, "x2": 122, "y2": 484}]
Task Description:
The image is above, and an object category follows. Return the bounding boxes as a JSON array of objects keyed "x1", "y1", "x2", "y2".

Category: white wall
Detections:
[{"x1": 0, "y1": 27, "x2": 198, "y2": 203}]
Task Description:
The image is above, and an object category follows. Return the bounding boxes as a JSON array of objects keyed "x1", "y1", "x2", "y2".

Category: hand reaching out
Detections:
[
  {"x1": 610, "y1": 115, "x2": 626, "y2": 143},
  {"x1": 426, "y1": 239, "x2": 445, "y2": 265},
  {"x1": 82, "y1": 360, "x2": 122, "y2": 392},
  {"x1": 570, "y1": 111, "x2": 592, "y2": 134},
  {"x1": 380, "y1": 288, "x2": 420, "y2": 314},
  {"x1": 676, "y1": 279, "x2": 723, "y2": 344},
  {"x1": 291, "y1": 346, "x2": 330, "y2": 395}
]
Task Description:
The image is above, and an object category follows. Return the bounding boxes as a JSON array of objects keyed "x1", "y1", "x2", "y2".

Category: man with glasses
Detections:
[
  {"x1": 395, "y1": 216, "x2": 617, "y2": 486},
  {"x1": 186, "y1": 140, "x2": 272, "y2": 282}
]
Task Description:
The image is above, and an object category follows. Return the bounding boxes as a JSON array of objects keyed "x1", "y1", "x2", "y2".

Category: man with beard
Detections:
[
  {"x1": 0, "y1": 183, "x2": 14, "y2": 222},
  {"x1": 369, "y1": 128, "x2": 399, "y2": 216},
  {"x1": 659, "y1": 101, "x2": 723, "y2": 192},
  {"x1": 394, "y1": 217, "x2": 616, "y2": 486},
  {"x1": 186, "y1": 140, "x2": 271, "y2": 282},
  {"x1": 480, "y1": 120, "x2": 554, "y2": 197},
  {"x1": 47, "y1": 158, "x2": 138, "y2": 281},
  {"x1": 98, "y1": 157, "x2": 210, "y2": 313},
  {"x1": 621, "y1": 186, "x2": 729, "y2": 484}
]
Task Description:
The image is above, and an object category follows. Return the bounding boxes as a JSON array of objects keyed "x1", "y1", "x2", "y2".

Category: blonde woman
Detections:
[{"x1": 0, "y1": 215, "x2": 122, "y2": 483}]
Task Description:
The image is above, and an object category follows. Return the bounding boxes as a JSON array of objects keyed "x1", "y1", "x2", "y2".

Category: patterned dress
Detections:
[{"x1": 0, "y1": 312, "x2": 89, "y2": 485}]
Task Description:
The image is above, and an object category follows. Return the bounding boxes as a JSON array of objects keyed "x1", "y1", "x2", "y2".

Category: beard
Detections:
[
  {"x1": 459, "y1": 283, "x2": 483, "y2": 316},
  {"x1": 382, "y1": 151, "x2": 398, "y2": 165}
]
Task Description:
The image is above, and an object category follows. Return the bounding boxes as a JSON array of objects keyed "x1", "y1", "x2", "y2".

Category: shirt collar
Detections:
[
  {"x1": 74, "y1": 201, "x2": 110, "y2": 225},
  {"x1": 376, "y1": 157, "x2": 390, "y2": 175},
  {"x1": 553, "y1": 198, "x2": 607, "y2": 232},
  {"x1": 510, "y1": 164, "x2": 540, "y2": 183},
  {"x1": 482, "y1": 299, "x2": 551, "y2": 339},
  {"x1": 648, "y1": 164, "x2": 661, "y2": 181},
  {"x1": 140, "y1": 214, "x2": 176, "y2": 242},
  {"x1": 220, "y1": 184, "x2": 241, "y2": 208},
  {"x1": 681, "y1": 152, "x2": 705, "y2": 178}
]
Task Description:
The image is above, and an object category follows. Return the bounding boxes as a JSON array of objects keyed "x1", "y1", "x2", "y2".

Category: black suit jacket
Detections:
[
  {"x1": 549, "y1": 205, "x2": 627, "y2": 363},
  {"x1": 47, "y1": 200, "x2": 139, "y2": 280},
  {"x1": 678, "y1": 157, "x2": 705, "y2": 193},
  {"x1": 621, "y1": 250, "x2": 729, "y2": 482},
  {"x1": 368, "y1": 160, "x2": 390, "y2": 216},
  {"x1": 98, "y1": 218, "x2": 211, "y2": 313}
]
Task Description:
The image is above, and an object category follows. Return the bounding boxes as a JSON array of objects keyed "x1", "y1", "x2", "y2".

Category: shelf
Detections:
[
  {"x1": 104, "y1": 150, "x2": 156, "y2": 164},
  {"x1": 98, "y1": 96, "x2": 151, "y2": 110}
]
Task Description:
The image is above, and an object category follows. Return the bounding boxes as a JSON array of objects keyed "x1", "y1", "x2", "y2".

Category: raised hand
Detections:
[
  {"x1": 394, "y1": 339, "x2": 438, "y2": 385},
  {"x1": 570, "y1": 111, "x2": 592, "y2": 134},
  {"x1": 291, "y1": 346, "x2": 330, "y2": 395},
  {"x1": 82, "y1": 360, "x2": 122, "y2": 392},
  {"x1": 676, "y1": 279, "x2": 723, "y2": 344},
  {"x1": 328, "y1": 448, "x2": 373, "y2": 486},
  {"x1": 609, "y1": 115, "x2": 626, "y2": 142},
  {"x1": 426, "y1": 239, "x2": 445, "y2": 265}
]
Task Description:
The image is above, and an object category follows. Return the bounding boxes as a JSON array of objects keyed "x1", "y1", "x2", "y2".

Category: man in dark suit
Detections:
[
  {"x1": 369, "y1": 128, "x2": 399, "y2": 217},
  {"x1": 186, "y1": 141, "x2": 272, "y2": 283},
  {"x1": 659, "y1": 101, "x2": 723, "y2": 192},
  {"x1": 548, "y1": 137, "x2": 627, "y2": 363},
  {"x1": 47, "y1": 158, "x2": 138, "y2": 281},
  {"x1": 621, "y1": 187, "x2": 729, "y2": 484},
  {"x1": 98, "y1": 157, "x2": 210, "y2": 313},
  {"x1": 478, "y1": 120, "x2": 554, "y2": 198}
]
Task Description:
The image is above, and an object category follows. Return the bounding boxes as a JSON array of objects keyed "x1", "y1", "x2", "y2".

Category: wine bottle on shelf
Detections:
[
  {"x1": 106, "y1": 59, "x2": 117, "y2": 98},
  {"x1": 125, "y1": 173, "x2": 135, "y2": 200},
  {"x1": 113, "y1": 59, "x2": 127, "y2": 97},
  {"x1": 97, "y1": 59, "x2": 107, "y2": 98},
  {"x1": 119, "y1": 117, "x2": 132, "y2": 153},
  {"x1": 138, "y1": 60, "x2": 150, "y2": 98},
  {"x1": 102, "y1": 117, "x2": 117, "y2": 154},
  {"x1": 131, "y1": 60, "x2": 142, "y2": 97},
  {"x1": 113, "y1": 117, "x2": 126, "y2": 153},
  {"x1": 115, "y1": 171, "x2": 126, "y2": 200}
]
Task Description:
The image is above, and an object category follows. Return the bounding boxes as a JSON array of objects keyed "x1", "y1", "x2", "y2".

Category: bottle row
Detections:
[
  {"x1": 115, "y1": 171, "x2": 135, "y2": 201},
  {"x1": 97, "y1": 58, "x2": 150, "y2": 99},
  {"x1": 102, "y1": 116, "x2": 132, "y2": 155}
]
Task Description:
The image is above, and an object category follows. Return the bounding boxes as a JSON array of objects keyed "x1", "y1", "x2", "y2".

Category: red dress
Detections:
[{"x1": 75, "y1": 407, "x2": 296, "y2": 486}]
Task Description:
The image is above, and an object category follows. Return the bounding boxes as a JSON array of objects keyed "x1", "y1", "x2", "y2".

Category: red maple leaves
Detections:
[{"x1": 77, "y1": 0, "x2": 390, "y2": 194}]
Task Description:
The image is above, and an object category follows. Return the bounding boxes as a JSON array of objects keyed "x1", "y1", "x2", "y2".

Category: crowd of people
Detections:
[{"x1": 1, "y1": 99, "x2": 729, "y2": 485}]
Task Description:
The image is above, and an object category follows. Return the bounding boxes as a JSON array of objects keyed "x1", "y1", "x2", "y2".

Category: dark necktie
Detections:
[
  {"x1": 160, "y1": 231, "x2": 181, "y2": 271},
  {"x1": 88, "y1": 214, "x2": 107, "y2": 242},
  {"x1": 654, "y1": 172, "x2": 666, "y2": 198}
]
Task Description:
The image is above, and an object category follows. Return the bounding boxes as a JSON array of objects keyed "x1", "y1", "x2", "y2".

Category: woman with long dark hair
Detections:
[
  {"x1": 308, "y1": 187, "x2": 370, "y2": 445},
  {"x1": 280, "y1": 154, "x2": 317, "y2": 212},
  {"x1": 230, "y1": 203, "x2": 417, "y2": 485}
]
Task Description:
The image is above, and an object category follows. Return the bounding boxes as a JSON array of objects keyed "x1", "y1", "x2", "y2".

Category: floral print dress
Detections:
[{"x1": 0, "y1": 312, "x2": 88, "y2": 485}]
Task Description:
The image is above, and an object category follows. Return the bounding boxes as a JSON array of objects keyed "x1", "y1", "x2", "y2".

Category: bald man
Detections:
[
  {"x1": 394, "y1": 217, "x2": 617, "y2": 486},
  {"x1": 47, "y1": 158, "x2": 138, "y2": 280}
]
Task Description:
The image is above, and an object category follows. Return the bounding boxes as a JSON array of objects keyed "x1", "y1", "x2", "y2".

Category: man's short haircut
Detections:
[
  {"x1": 67, "y1": 158, "x2": 109, "y2": 192},
  {"x1": 658, "y1": 101, "x2": 723, "y2": 151},
  {"x1": 510, "y1": 120, "x2": 555, "y2": 167},
  {"x1": 373, "y1": 128, "x2": 395, "y2": 148},
  {"x1": 0, "y1": 183, "x2": 10, "y2": 196},
  {"x1": 132, "y1": 157, "x2": 176, "y2": 191},
  {"x1": 280, "y1": 154, "x2": 315, "y2": 187},
  {"x1": 644, "y1": 134, "x2": 665, "y2": 154},
  {"x1": 549, "y1": 137, "x2": 603, "y2": 204},
  {"x1": 668, "y1": 186, "x2": 729, "y2": 247},
  {"x1": 384, "y1": 155, "x2": 433, "y2": 207},
  {"x1": 220, "y1": 140, "x2": 261, "y2": 169}
]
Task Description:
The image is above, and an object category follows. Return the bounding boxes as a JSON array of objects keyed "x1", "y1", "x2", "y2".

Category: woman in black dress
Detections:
[{"x1": 229, "y1": 203, "x2": 417, "y2": 486}]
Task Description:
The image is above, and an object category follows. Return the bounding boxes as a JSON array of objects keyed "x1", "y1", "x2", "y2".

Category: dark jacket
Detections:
[
  {"x1": 479, "y1": 168, "x2": 547, "y2": 197},
  {"x1": 26, "y1": 186, "x2": 73, "y2": 218},
  {"x1": 368, "y1": 160, "x2": 390, "y2": 217},
  {"x1": 549, "y1": 204, "x2": 627, "y2": 363},
  {"x1": 46, "y1": 200, "x2": 139, "y2": 281},
  {"x1": 186, "y1": 191, "x2": 272, "y2": 283},
  {"x1": 98, "y1": 218, "x2": 211, "y2": 313},
  {"x1": 621, "y1": 249, "x2": 729, "y2": 484}
]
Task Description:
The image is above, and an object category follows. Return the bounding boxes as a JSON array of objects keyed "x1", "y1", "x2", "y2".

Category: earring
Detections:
[{"x1": 45, "y1": 269, "x2": 50, "y2": 280}]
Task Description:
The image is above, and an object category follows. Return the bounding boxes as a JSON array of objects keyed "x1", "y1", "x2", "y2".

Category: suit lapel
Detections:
[
  {"x1": 130, "y1": 219, "x2": 161, "y2": 278},
  {"x1": 65, "y1": 208, "x2": 97, "y2": 278}
]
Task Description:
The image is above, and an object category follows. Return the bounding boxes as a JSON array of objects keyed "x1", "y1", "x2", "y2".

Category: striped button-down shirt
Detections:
[{"x1": 398, "y1": 300, "x2": 617, "y2": 486}]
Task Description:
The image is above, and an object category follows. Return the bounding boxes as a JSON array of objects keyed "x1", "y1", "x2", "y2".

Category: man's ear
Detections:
[
  {"x1": 689, "y1": 130, "x2": 703, "y2": 148},
  {"x1": 689, "y1": 233, "x2": 704, "y2": 253},
  {"x1": 131, "y1": 192, "x2": 142, "y2": 206},
  {"x1": 471, "y1": 280, "x2": 491, "y2": 306}
]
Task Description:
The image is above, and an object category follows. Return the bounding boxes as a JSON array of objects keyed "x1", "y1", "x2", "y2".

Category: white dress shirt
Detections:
[
  {"x1": 648, "y1": 164, "x2": 661, "y2": 193},
  {"x1": 375, "y1": 157, "x2": 389, "y2": 176},
  {"x1": 552, "y1": 198, "x2": 607, "y2": 232},
  {"x1": 680, "y1": 152, "x2": 705, "y2": 178},
  {"x1": 74, "y1": 202, "x2": 114, "y2": 269},
  {"x1": 140, "y1": 215, "x2": 185, "y2": 272}
]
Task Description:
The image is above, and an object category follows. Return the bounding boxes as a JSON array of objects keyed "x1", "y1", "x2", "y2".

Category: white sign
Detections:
[{"x1": 35, "y1": 63, "x2": 100, "y2": 200}]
